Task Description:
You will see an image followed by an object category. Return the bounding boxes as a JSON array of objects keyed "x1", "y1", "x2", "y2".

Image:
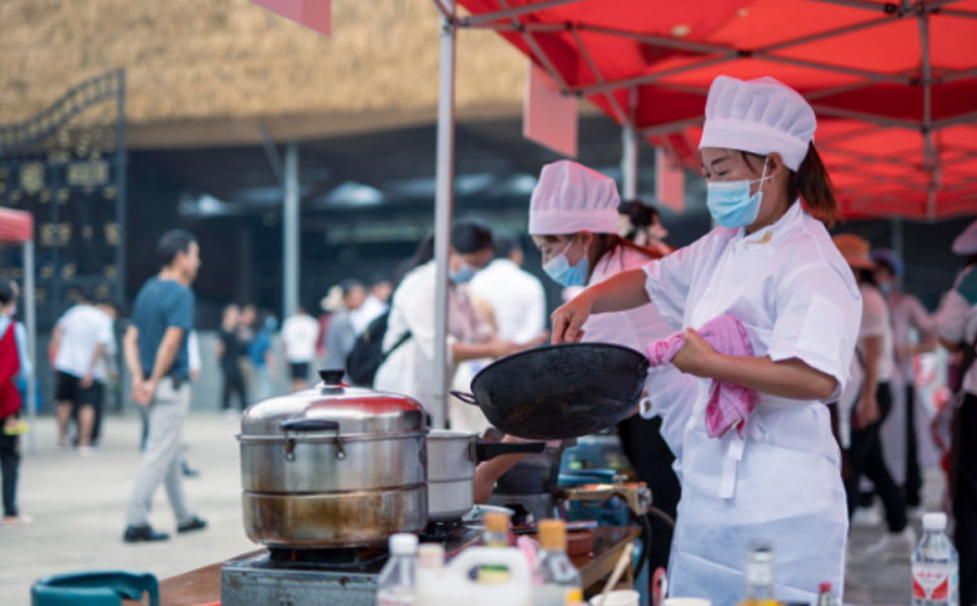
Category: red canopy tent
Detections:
[
  {"x1": 446, "y1": 0, "x2": 977, "y2": 220},
  {"x1": 0, "y1": 207, "x2": 37, "y2": 451}
]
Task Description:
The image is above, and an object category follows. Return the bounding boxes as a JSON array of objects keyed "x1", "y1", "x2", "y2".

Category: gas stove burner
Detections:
[
  {"x1": 420, "y1": 518, "x2": 465, "y2": 541},
  {"x1": 488, "y1": 493, "x2": 559, "y2": 526},
  {"x1": 263, "y1": 545, "x2": 389, "y2": 572}
]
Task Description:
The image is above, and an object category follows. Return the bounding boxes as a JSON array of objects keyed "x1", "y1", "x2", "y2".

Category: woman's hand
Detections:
[
  {"x1": 672, "y1": 328, "x2": 719, "y2": 378},
  {"x1": 551, "y1": 291, "x2": 594, "y2": 344}
]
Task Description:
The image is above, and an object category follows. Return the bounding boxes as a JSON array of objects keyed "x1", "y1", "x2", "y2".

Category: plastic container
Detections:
[
  {"x1": 447, "y1": 546, "x2": 532, "y2": 606},
  {"x1": 912, "y1": 513, "x2": 959, "y2": 606},
  {"x1": 377, "y1": 533, "x2": 419, "y2": 606},
  {"x1": 416, "y1": 543, "x2": 453, "y2": 606},
  {"x1": 590, "y1": 590, "x2": 641, "y2": 606},
  {"x1": 534, "y1": 519, "x2": 583, "y2": 606}
]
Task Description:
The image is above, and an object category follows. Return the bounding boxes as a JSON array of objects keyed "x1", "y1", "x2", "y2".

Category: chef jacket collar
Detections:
[{"x1": 733, "y1": 199, "x2": 804, "y2": 251}]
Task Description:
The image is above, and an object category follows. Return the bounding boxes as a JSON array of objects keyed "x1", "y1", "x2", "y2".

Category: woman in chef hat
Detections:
[
  {"x1": 531, "y1": 159, "x2": 699, "y2": 574},
  {"x1": 550, "y1": 76, "x2": 862, "y2": 605}
]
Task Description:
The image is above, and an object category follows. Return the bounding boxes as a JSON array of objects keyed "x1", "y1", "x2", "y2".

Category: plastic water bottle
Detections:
[
  {"x1": 911, "y1": 513, "x2": 959, "y2": 606},
  {"x1": 377, "y1": 533, "x2": 419, "y2": 606}
]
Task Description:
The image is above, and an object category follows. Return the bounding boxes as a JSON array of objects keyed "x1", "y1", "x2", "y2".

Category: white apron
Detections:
[{"x1": 642, "y1": 203, "x2": 862, "y2": 606}]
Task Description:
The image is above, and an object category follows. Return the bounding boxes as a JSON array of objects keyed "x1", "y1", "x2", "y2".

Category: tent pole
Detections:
[
  {"x1": 24, "y1": 240, "x2": 36, "y2": 454},
  {"x1": 432, "y1": 0, "x2": 457, "y2": 430},
  {"x1": 892, "y1": 217, "x2": 905, "y2": 291},
  {"x1": 622, "y1": 88, "x2": 639, "y2": 200},
  {"x1": 283, "y1": 142, "x2": 300, "y2": 320}
]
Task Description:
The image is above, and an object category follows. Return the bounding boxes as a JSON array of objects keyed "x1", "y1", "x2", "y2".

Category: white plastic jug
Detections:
[{"x1": 446, "y1": 547, "x2": 532, "y2": 606}]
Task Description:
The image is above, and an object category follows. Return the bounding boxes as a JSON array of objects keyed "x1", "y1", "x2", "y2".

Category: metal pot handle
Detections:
[
  {"x1": 450, "y1": 391, "x2": 478, "y2": 405},
  {"x1": 281, "y1": 419, "x2": 344, "y2": 461}
]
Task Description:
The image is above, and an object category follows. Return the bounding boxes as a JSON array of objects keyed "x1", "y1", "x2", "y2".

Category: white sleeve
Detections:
[
  {"x1": 14, "y1": 322, "x2": 33, "y2": 379},
  {"x1": 97, "y1": 315, "x2": 114, "y2": 346},
  {"x1": 937, "y1": 290, "x2": 970, "y2": 344},
  {"x1": 766, "y1": 263, "x2": 863, "y2": 402},
  {"x1": 641, "y1": 232, "x2": 717, "y2": 328}
]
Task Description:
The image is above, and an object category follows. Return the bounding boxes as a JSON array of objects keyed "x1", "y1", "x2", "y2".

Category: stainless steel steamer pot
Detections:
[{"x1": 237, "y1": 370, "x2": 428, "y2": 548}]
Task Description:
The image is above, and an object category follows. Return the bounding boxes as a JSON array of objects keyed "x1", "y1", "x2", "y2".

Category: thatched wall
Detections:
[{"x1": 0, "y1": 0, "x2": 536, "y2": 148}]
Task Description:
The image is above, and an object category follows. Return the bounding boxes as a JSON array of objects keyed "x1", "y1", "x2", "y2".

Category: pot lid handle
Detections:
[{"x1": 318, "y1": 369, "x2": 345, "y2": 386}]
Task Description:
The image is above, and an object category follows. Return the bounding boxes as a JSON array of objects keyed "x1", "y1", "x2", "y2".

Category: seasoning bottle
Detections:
[
  {"x1": 738, "y1": 541, "x2": 782, "y2": 606},
  {"x1": 816, "y1": 582, "x2": 836, "y2": 606},
  {"x1": 479, "y1": 511, "x2": 512, "y2": 583},
  {"x1": 533, "y1": 519, "x2": 583, "y2": 606},
  {"x1": 377, "y1": 533, "x2": 419, "y2": 606}
]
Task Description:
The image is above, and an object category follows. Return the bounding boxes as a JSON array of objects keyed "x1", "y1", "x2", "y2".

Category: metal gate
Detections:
[{"x1": 0, "y1": 69, "x2": 126, "y2": 330}]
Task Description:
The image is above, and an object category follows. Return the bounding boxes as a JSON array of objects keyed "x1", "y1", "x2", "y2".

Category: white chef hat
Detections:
[
  {"x1": 953, "y1": 219, "x2": 977, "y2": 255},
  {"x1": 699, "y1": 75, "x2": 816, "y2": 171},
  {"x1": 529, "y1": 160, "x2": 620, "y2": 235}
]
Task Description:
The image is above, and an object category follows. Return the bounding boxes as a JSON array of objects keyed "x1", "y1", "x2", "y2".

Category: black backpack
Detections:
[{"x1": 345, "y1": 311, "x2": 411, "y2": 387}]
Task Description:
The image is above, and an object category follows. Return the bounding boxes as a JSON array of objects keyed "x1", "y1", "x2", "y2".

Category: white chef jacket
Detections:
[
  {"x1": 469, "y1": 259, "x2": 546, "y2": 344},
  {"x1": 641, "y1": 202, "x2": 862, "y2": 606},
  {"x1": 585, "y1": 245, "x2": 699, "y2": 463},
  {"x1": 375, "y1": 261, "x2": 493, "y2": 426},
  {"x1": 937, "y1": 265, "x2": 977, "y2": 396}
]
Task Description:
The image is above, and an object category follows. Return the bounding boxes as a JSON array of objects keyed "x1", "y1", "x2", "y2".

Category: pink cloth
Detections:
[{"x1": 646, "y1": 314, "x2": 757, "y2": 439}]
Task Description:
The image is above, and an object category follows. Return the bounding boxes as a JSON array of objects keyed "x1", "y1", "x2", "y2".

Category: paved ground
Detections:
[{"x1": 1, "y1": 414, "x2": 937, "y2": 606}]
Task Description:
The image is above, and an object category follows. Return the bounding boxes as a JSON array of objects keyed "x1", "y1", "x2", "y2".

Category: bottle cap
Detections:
[
  {"x1": 538, "y1": 519, "x2": 567, "y2": 551},
  {"x1": 484, "y1": 512, "x2": 510, "y2": 533},
  {"x1": 923, "y1": 512, "x2": 947, "y2": 531},
  {"x1": 819, "y1": 582, "x2": 832, "y2": 593},
  {"x1": 389, "y1": 533, "x2": 419, "y2": 555},
  {"x1": 418, "y1": 543, "x2": 445, "y2": 569}
]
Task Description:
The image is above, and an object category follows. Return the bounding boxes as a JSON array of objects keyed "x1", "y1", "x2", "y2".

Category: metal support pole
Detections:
[
  {"x1": 621, "y1": 88, "x2": 639, "y2": 200},
  {"x1": 432, "y1": 0, "x2": 457, "y2": 429},
  {"x1": 892, "y1": 217, "x2": 905, "y2": 291},
  {"x1": 24, "y1": 240, "x2": 36, "y2": 454},
  {"x1": 283, "y1": 142, "x2": 300, "y2": 320}
]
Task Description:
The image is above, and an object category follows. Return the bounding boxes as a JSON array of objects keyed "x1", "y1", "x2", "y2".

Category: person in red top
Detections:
[{"x1": 0, "y1": 278, "x2": 32, "y2": 526}]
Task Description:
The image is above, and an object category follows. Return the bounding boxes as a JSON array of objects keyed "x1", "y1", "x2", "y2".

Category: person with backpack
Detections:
[
  {"x1": 373, "y1": 219, "x2": 544, "y2": 427},
  {"x1": 0, "y1": 278, "x2": 32, "y2": 527}
]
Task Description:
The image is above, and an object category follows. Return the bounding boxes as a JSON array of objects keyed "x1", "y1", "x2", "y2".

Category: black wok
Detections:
[{"x1": 452, "y1": 342, "x2": 649, "y2": 440}]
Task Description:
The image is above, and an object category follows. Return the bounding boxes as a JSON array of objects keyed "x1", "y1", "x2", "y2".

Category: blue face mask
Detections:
[
  {"x1": 450, "y1": 262, "x2": 478, "y2": 284},
  {"x1": 879, "y1": 282, "x2": 891, "y2": 295},
  {"x1": 706, "y1": 159, "x2": 771, "y2": 229},
  {"x1": 543, "y1": 238, "x2": 590, "y2": 287}
]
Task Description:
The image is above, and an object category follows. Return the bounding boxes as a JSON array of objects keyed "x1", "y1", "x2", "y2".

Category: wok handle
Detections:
[
  {"x1": 450, "y1": 391, "x2": 479, "y2": 405},
  {"x1": 474, "y1": 440, "x2": 546, "y2": 462}
]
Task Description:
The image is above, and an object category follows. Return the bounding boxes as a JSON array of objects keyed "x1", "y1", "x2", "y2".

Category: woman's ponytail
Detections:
[{"x1": 789, "y1": 143, "x2": 840, "y2": 227}]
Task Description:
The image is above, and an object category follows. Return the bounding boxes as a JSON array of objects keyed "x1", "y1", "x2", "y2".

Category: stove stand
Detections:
[{"x1": 221, "y1": 550, "x2": 383, "y2": 606}]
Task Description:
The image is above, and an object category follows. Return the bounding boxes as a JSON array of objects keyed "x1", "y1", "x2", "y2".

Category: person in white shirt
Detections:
[
  {"x1": 549, "y1": 76, "x2": 862, "y2": 605},
  {"x1": 870, "y1": 248, "x2": 936, "y2": 512},
  {"x1": 619, "y1": 198, "x2": 674, "y2": 257},
  {"x1": 49, "y1": 290, "x2": 114, "y2": 453},
  {"x1": 281, "y1": 305, "x2": 320, "y2": 391},
  {"x1": 470, "y1": 234, "x2": 547, "y2": 345},
  {"x1": 834, "y1": 234, "x2": 912, "y2": 557},
  {"x1": 375, "y1": 220, "x2": 541, "y2": 428}
]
